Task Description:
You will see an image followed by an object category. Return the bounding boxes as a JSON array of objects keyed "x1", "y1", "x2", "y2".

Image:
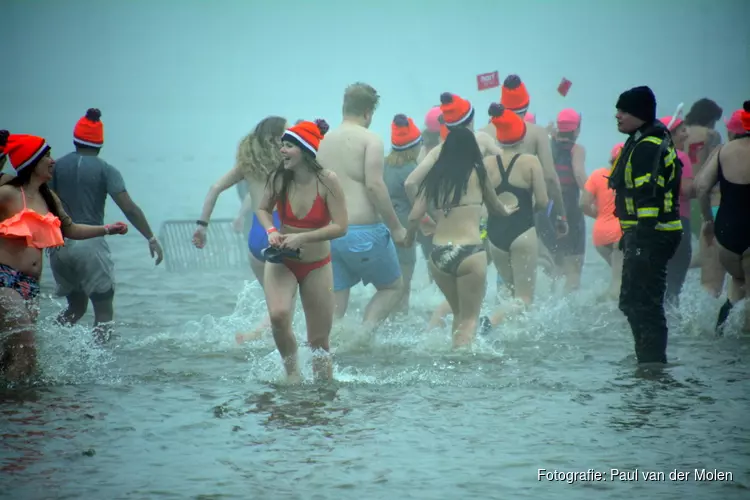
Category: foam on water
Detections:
[
  {"x1": 2, "y1": 237, "x2": 749, "y2": 499},
  {"x1": 11, "y1": 247, "x2": 747, "y2": 388}
]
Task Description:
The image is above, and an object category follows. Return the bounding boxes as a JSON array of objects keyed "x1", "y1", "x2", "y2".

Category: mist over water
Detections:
[
  {"x1": 3, "y1": 0, "x2": 749, "y2": 224},
  {"x1": 2, "y1": 1, "x2": 750, "y2": 498}
]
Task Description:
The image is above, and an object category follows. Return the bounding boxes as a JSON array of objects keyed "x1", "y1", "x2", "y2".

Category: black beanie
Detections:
[{"x1": 616, "y1": 86, "x2": 657, "y2": 123}]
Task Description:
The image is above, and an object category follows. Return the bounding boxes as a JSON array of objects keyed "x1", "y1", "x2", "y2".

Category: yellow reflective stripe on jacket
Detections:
[
  {"x1": 619, "y1": 220, "x2": 682, "y2": 231},
  {"x1": 625, "y1": 164, "x2": 633, "y2": 188},
  {"x1": 657, "y1": 220, "x2": 682, "y2": 231},
  {"x1": 664, "y1": 148, "x2": 677, "y2": 168},
  {"x1": 664, "y1": 190, "x2": 674, "y2": 213},
  {"x1": 633, "y1": 173, "x2": 666, "y2": 188},
  {"x1": 624, "y1": 136, "x2": 662, "y2": 188},
  {"x1": 637, "y1": 207, "x2": 659, "y2": 218},
  {"x1": 625, "y1": 197, "x2": 635, "y2": 214}
]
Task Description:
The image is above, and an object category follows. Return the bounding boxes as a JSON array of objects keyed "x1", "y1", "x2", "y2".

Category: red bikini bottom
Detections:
[{"x1": 282, "y1": 255, "x2": 331, "y2": 283}]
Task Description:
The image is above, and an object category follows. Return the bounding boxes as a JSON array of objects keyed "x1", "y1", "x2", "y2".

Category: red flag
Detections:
[
  {"x1": 477, "y1": 71, "x2": 500, "y2": 91},
  {"x1": 557, "y1": 77, "x2": 572, "y2": 97}
]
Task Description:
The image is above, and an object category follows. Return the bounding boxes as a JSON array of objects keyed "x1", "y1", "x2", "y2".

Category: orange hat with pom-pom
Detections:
[
  {"x1": 440, "y1": 92, "x2": 474, "y2": 127},
  {"x1": 4, "y1": 133, "x2": 50, "y2": 172},
  {"x1": 282, "y1": 119, "x2": 329, "y2": 157},
  {"x1": 488, "y1": 103, "x2": 527, "y2": 146},
  {"x1": 391, "y1": 114, "x2": 422, "y2": 150},
  {"x1": 501, "y1": 74, "x2": 530, "y2": 114},
  {"x1": 724, "y1": 109, "x2": 744, "y2": 135},
  {"x1": 74, "y1": 108, "x2": 104, "y2": 148}
]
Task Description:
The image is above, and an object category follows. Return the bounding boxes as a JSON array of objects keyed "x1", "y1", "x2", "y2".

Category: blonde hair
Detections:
[
  {"x1": 385, "y1": 144, "x2": 421, "y2": 167},
  {"x1": 235, "y1": 116, "x2": 286, "y2": 181},
  {"x1": 343, "y1": 82, "x2": 380, "y2": 116}
]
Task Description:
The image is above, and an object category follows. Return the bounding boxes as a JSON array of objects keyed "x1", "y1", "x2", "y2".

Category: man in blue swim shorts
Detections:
[{"x1": 316, "y1": 83, "x2": 408, "y2": 330}]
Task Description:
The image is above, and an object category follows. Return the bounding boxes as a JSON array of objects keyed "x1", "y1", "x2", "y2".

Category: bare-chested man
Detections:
[
  {"x1": 404, "y1": 92, "x2": 502, "y2": 198},
  {"x1": 480, "y1": 75, "x2": 568, "y2": 243},
  {"x1": 316, "y1": 83, "x2": 406, "y2": 329}
]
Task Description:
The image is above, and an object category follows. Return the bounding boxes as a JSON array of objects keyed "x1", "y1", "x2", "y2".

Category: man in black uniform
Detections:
[{"x1": 608, "y1": 86, "x2": 683, "y2": 364}]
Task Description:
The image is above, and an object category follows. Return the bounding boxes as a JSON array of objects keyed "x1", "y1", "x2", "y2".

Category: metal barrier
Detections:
[{"x1": 159, "y1": 218, "x2": 247, "y2": 272}]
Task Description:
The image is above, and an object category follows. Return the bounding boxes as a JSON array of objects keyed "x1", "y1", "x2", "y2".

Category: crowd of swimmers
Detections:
[{"x1": 1, "y1": 76, "x2": 748, "y2": 383}]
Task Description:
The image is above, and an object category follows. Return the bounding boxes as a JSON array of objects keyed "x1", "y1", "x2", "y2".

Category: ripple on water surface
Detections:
[{"x1": 1, "y1": 237, "x2": 748, "y2": 499}]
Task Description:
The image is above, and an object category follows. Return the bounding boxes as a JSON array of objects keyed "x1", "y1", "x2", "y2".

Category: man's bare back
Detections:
[{"x1": 317, "y1": 122, "x2": 382, "y2": 225}]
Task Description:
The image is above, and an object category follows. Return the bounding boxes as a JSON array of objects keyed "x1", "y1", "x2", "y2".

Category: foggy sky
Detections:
[{"x1": 3, "y1": 0, "x2": 748, "y2": 223}]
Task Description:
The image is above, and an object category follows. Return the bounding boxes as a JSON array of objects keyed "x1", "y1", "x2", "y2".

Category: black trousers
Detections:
[
  {"x1": 665, "y1": 217, "x2": 692, "y2": 308},
  {"x1": 619, "y1": 229, "x2": 682, "y2": 364}
]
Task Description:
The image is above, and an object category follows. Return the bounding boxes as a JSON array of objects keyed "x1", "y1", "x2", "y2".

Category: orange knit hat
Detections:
[
  {"x1": 391, "y1": 114, "x2": 422, "y2": 150},
  {"x1": 4, "y1": 133, "x2": 50, "y2": 172},
  {"x1": 724, "y1": 109, "x2": 744, "y2": 135},
  {"x1": 282, "y1": 119, "x2": 329, "y2": 157},
  {"x1": 488, "y1": 103, "x2": 527, "y2": 146},
  {"x1": 74, "y1": 108, "x2": 104, "y2": 148},
  {"x1": 439, "y1": 92, "x2": 474, "y2": 127},
  {"x1": 501, "y1": 74, "x2": 530, "y2": 114}
]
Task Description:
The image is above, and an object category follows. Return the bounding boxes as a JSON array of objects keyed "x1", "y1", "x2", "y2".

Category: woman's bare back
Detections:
[{"x1": 719, "y1": 138, "x2": 750, "y2": 184}]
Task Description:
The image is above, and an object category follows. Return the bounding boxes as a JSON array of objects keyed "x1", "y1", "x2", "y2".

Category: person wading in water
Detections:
[{"x1": 608, "y1": 86, "x2": 683, "y2": 365}]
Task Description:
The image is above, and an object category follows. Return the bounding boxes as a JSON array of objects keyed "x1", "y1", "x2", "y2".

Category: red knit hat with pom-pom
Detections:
[
  {"x1": 501, "y1": 74, "x2": 530, "y2": 114},
  {"x1": 74, "y1": 108, "x2": 104, "y2": 148},
  {"x1": 489, "y1": 103, "x2": 527, "y2": 146},
  {"x1": 4, "y1": 133, "x2": 50, "y2": 172},
  {"x1": 282, "y1": 119, "x2": 329, "y2": 157},
  {"x1": 391, "y1": 114, "x2": 422, "y2": 150},
  {"x1": 440, "y1": 92, "x2": 474, "y2": 127}
]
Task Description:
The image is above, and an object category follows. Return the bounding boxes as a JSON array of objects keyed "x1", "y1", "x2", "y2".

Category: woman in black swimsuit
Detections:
[
  {"x1": 405, "y1": 127, "x2": 516, "y2": 348},
  {"x1": 696, "y1": 101, "x2": 750, "y2": 334},
  {"x1": 483, "y1": 104, "x2": 549, "y2": 327}
]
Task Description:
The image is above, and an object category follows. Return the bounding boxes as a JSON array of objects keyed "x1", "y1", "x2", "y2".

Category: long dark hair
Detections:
[
  {"x1": 0, "y1": 130, "x2": 61, "y2": 218},
  {"x1": 418, "y1": 126, "x2": 488, "y2": 208},
  {"x1": 267, "y1": 119, "x2": 332, "y2": 220},
  {"x1": 7, "y1": 157, "x2": 63, "y2": 219}
]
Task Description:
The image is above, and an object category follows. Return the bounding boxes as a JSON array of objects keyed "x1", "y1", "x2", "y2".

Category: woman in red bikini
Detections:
[
  {"x1": 0, "y1": 132, "x2": 128, "y2": 382},
  {"x1": 256, "y1": 120, "x2": 347, "y2": 382}
]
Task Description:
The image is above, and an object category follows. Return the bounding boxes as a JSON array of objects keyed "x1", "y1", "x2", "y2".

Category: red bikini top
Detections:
[{"x1": 277, "y1": 186, "x2": 331, "y2": 229}]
